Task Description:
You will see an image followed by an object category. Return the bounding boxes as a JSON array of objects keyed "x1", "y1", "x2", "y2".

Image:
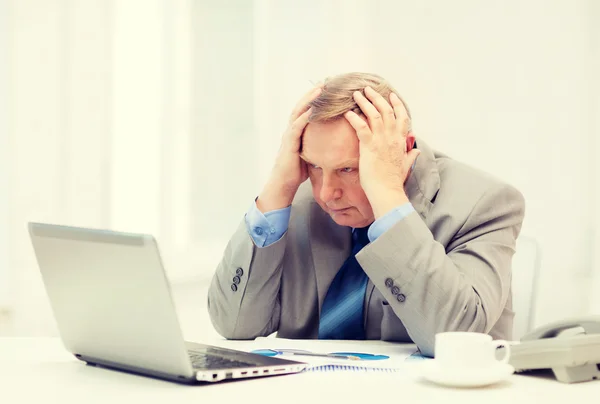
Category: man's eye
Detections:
[
  {"x1": 341, "y1": 167, "x2": 354, "y2": 173},
  {"x1": 310, "y1": 164, "x2": 321, "y2": 169}
]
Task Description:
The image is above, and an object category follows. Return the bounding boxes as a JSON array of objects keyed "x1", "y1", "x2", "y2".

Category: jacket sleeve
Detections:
[
  {"x1": 207, "y1": 219, "x2": 288, "y2": 339},
  {"x1": 356, "y1": 184, "x2": 525, "y2": 357}
]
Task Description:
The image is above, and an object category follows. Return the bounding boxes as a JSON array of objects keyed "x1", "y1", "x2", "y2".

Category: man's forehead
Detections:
[
  {"x1": 301, "y1": 120, "x2": 359, "y2": 164},
  {"x1": 303, "y1": 120, "x2": 358, "y2": 144}
]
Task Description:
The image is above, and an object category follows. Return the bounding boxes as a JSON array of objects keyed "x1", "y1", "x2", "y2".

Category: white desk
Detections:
[{"x1": 0, "y1": 337, "x2": 596, "y2": 404}]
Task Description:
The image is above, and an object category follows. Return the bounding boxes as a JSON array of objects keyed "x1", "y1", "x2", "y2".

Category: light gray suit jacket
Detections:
[{"x1": 207, "y1": 139, "x2": 525, "y2": 356}]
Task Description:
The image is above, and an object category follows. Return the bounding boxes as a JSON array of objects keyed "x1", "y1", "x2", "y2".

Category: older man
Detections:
[{"x1": 207, "y1": 72, "x2": 525, "y2": 356}]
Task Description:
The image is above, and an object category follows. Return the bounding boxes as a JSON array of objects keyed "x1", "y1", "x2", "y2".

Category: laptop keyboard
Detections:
[{"x1": 188, "y1": 350, "x2": 258, "y2": 370}]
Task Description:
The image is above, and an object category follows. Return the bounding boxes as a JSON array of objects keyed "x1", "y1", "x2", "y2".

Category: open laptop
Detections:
[{"x1": 28, "y1": 222, "x2": 306, "y2": 384}]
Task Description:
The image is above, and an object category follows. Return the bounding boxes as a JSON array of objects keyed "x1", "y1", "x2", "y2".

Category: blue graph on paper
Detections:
[
  {"x1": 303, "y1": 364, "x2": 401, "y2": 373},
  {"x1": 250, "y1": 348, "x2": 430, "y2": 373},
  {"x1": 304, "y1": 351, "x2": 430, "y2": 372}
]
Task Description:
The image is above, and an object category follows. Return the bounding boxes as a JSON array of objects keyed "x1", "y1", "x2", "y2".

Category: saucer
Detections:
[{"x1": 420, "y1": 360, "x2": 514, "y2": 388}]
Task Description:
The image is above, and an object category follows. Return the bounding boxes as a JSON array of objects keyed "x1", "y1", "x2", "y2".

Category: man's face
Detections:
[{"x1": 301, "y1": 119, "x2": 374, "y2": 228}]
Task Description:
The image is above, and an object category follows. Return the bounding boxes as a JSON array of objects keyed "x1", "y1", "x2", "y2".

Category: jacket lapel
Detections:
[{"x1": 404, "y1": 138, "x2": 440, "y2": 220}]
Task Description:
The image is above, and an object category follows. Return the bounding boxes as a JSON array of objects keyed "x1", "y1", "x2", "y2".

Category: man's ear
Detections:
[{"x1": 406, "y1": 132, "x2": 416, "y2": 151}]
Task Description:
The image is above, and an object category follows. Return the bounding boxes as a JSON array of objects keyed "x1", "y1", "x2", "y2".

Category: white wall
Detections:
[
  {"x1": 250, "y1": 0, "x2": 599, "y2": 326},
  {"x1": 191, "y1": 0, "x2": 260, "y2": 242},
  {"x1": 2, "y1": 0, "x2": 599, "y2": 336}
]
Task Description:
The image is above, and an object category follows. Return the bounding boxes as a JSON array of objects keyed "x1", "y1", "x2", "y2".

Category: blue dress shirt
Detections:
[{"x1": 245, "y1": 200, "x2": 415, "y2": 246}]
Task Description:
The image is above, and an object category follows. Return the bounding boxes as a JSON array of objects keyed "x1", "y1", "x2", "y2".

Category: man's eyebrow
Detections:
[
  {"x1": 335, "y1": 159, "x2": 359, "y2": 168},
  {"x1": 299, "y1": 154, "x2": 359, "y2": 168}
]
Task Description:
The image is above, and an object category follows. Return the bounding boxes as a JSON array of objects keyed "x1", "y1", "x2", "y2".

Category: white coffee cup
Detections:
[{"x1": 434, "y1": 332, "x2": 510, "y2": 369}]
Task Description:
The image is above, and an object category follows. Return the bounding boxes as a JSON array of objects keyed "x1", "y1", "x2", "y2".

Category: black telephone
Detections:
[{"x1": 506, "y1": 315, "x2": 600, "y2": 383}]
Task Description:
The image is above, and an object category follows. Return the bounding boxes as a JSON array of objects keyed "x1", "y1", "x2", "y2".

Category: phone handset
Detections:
[{"x1": 521, "y1": 315, "x2": 600, "y2": 341}]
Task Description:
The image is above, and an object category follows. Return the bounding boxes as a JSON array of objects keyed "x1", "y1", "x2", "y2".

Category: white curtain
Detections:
[
  {"x1": 3, "y1": 0, "x2": 204, "y2": 334},
  {"x1": 1, "y1": 0, "x2": 599, "y2": 336},
  {"x1": 0, "y1": 0, "x2": 9, "y2": 309},
  {"x1": 591, "y1": 0, "x2": 600, "y2": 313}
]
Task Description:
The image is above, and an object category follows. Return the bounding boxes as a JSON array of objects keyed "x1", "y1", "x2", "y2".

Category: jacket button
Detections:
[
  {"x1": 391, "y1": 286, "x2": 400, "y2": 295},
  {"x1": 231, "y1": 284, "x2": 238, "y2": 292},
  {"x1": 384, "y1": 278, "x2": 394, "y2": 288},
  {"x1": 397, "y1": 293, "x2": 406, "y2": 302},
  {"x1": 236, "y1": 268, "x2": 244, "y2": 276},
  {"x1": 233, "y1": 276, "x2": 241, "y2": 285}
]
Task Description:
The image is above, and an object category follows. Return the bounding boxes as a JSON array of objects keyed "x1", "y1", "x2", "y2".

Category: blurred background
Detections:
[{"x1": 1, "y1": 0, "x2": 599, "y2": 340}]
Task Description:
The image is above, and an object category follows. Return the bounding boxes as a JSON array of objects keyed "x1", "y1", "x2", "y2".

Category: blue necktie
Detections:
[{"x1": 318, "y1": 226, "x2": 370, "y2": 340}]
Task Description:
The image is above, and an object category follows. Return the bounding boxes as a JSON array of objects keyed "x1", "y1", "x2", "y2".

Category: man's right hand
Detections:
[{"x1": 256, "y1": 85, "x2": 322, "y2": 213}]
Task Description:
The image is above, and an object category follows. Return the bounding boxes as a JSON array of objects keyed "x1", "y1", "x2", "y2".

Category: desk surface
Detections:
[{"x1": 0, "y1": 337, "x2": 596, "y2": 404}]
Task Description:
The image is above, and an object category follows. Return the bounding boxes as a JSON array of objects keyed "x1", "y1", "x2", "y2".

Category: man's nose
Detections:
[{"x1": 320, "y1": 175, "x2": 342, "y2": 203}]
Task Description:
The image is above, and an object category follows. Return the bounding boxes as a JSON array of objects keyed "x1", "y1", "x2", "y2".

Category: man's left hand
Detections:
[{"x1": 344, "y1": 86, "x2": 421, "y2": 219}]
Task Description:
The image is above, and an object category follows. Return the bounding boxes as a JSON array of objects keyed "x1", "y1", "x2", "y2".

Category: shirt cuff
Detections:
[
  {"x1": 244, "y1": 200, "x2": 291, "y2": 247},
  {"x1": 368, "y1": 202, "x2": 416, "y2": 242}
]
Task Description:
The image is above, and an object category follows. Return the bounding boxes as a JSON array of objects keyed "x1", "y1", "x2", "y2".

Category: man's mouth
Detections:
[{"x1": 329, "y1": 207, "x2": 350, "y2": 212}]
